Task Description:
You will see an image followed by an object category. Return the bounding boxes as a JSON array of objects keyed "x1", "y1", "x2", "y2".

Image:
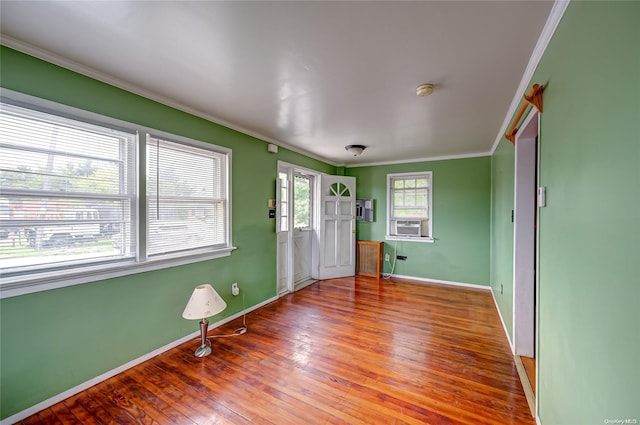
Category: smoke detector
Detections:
[{"x1": 416, "y1": 84, "x2": 434, "y2": 97}]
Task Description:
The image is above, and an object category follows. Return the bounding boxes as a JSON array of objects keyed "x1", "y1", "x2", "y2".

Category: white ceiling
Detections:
[{"x1": 0, "y1": 1, "x2": 554, "y2": 166}]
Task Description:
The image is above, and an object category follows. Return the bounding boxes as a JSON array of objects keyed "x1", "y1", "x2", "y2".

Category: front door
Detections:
[{"x1": 316, "y1": 175, "x2": 356, "y2": 279}]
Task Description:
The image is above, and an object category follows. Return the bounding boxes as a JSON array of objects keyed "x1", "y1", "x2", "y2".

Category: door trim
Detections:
[{"x1": 512, "y1": 108, "x2": 540, "y2": 417}]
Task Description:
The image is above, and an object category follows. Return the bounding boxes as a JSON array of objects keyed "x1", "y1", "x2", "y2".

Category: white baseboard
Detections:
[
  {"x1": 389, "y1": 274, "x2": 491, "y2": 291},
  {"x1": 490, "y1": 287, "x2": 514, "y2": 353},
  {"x1": 294, "y1": 278, "x2": 317, "y2": 292},
  {"x1": 0, "y1": 295, "x2": 278, "y2": 425}
]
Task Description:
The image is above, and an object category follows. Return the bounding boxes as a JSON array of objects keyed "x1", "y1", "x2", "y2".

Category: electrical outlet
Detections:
[
  {"x1": 385, "y1": 253, "x2": 390, "y2": 262},
  {"x1": 231, "y1": 282, "x2": 239, "y2": 296}
]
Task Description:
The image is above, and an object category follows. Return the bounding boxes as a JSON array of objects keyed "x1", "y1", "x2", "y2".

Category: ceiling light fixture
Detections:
[
  {"x1": 416, "y1": 84, "x2": 434, "y2": 97},
  {"x1": 345, "y1": 144, "x2": 366, "y2": 156}
]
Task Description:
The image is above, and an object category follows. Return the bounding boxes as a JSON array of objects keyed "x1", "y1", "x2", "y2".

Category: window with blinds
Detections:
[
  {"x1": 146, "y1": 135, "x2": 228, "y2": 256},
  {"x1": 1, "y1": 92, "x2": 233, "y2": 293},
  {"x1": 0, "y1": 101, "x2": 137, "y2": 275}
]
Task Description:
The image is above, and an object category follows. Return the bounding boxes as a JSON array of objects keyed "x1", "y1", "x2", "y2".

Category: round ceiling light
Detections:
[
  {"x1": 416, "y1": 84, "x2": 434, "y2": 97},
  {"x1": 345, "y1": 144, "x2": 366, "y2": 156}
]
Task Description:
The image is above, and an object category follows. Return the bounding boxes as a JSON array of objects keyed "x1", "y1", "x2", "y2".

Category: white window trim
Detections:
[
  {"x1": 0, "y1": 88, "x2": 235, "y2": 299},
  {"x1": 386, "y1": 171, "x2": 434, "y2": 243}
]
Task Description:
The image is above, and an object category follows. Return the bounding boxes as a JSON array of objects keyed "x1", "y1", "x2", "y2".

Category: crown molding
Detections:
[
  {"x1": 490, "y1": 0, "x2": 571, "y2": 155},
  {"x1": 344, "y1": 150, "x2": 491, "y2": 168},
  {"x1": 0, "y1": 35, "x2": 338, "y2": 167}
]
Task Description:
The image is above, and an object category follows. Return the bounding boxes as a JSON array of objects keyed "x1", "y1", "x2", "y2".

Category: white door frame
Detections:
[
  {"x1": 276, "y1": 161, "x2": 321, "y2": 295},
  {"x1": 513, "y1": 109, "x2": 541, "y2": 417},
  {"x1": 513, "y1": 109, "x2": 540, "y2": 356},
  {"x1": 276, "y1": 164, "x2": 293, "y2": 296}
]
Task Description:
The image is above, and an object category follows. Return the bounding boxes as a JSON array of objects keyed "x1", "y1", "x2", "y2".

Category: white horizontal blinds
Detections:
[
  {"x1": 147, "y1": 135, "x2": 227, "y2": 256},
  {"x1": 0, "y1": 102, "x2": 137, "y2": 272},
  {"x1": 391, "y1": 175, "x2": 429, "y2": 219}
]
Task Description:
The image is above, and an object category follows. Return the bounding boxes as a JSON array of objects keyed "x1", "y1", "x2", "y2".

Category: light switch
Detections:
[{"x1": 538, "y1": 187, "x2": 546, "y2": 207}]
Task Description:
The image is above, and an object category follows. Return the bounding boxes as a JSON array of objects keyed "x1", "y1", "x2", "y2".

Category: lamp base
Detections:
[
  {"x1": 194, "y1": 344, "x2": 212, "y2": 357},
  {"x1": 193, "y1": 318, "x2": 212, "y2": 357}
]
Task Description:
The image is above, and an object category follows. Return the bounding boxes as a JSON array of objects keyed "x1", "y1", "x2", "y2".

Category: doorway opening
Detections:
[
  {"x1": 276, "y1": 162, "x2": 321, "y2": 296},
  {"x1": 513, "y1": 109, "x2": 540, "y2": 416},
  {"x1": 276, "y1": 163, "x2": 356, "y2": 296}
]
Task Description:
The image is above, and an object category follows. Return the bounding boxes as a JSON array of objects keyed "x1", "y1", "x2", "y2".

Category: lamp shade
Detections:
[{"x1": 182, "y1": 284, "x2": 227, "y2": 320}]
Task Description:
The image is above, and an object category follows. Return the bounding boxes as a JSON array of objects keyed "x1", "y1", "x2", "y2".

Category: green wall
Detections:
[
  {"x1": 490, "y1": 2, "x2": 640, "y2": 423},
  {"x1": 4, "y1": 2, "x2": 639, "y2": 421},
  {"x1": 346, "y1": 157, "x2": 491, "y2": 286},
  {"x1": 0, "y1": 47, "x2": 336, "y2": 419}
]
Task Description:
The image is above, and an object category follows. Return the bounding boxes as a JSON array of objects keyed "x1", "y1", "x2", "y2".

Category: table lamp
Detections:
[{"x1": 182, "y1": 284, "x2": 227, "y2": 357}]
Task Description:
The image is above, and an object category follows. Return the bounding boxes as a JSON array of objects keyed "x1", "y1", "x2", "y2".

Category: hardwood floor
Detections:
[
  {"x1": 17, "y1": 277, "x2": 534, "y2": 425},
  {"x1": 520, "y1": 356, "x2": 537, "y2": 396}
]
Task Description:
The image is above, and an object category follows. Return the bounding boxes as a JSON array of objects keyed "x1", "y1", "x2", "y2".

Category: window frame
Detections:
[
  {"x1": 277, "y1": 171, "x2": 290, "y2": 233},
  {"x1": 0, "y1": 89, "x2": 235, "y2": 299},
  {"x1": 386, "y1": 171, "x2": 434, "y2": 243}
]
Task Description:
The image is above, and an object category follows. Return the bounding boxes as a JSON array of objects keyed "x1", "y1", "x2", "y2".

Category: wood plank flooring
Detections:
[
  {"x1": 520, "y1": 356, "x2": 536, "y2": 396},
  {"x1": 16, "y1": 277, "x2": 534, "y2": 425}
]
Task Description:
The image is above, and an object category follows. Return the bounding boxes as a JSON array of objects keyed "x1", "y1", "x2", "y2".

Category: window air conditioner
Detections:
[{"x1": 394, "y1": 220, "x2": 422, "y2": 237}]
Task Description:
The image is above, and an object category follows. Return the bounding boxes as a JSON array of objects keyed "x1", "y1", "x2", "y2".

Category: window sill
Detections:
[
  {"x1": 0, "y1": 246, "x2": 237, "y2": 299},
  {"x1": 385, "y1": 235, "x2": 434, "y2": 243}
]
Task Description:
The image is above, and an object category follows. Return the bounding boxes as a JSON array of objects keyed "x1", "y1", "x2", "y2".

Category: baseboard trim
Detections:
[
  {"x1": 389, "y1": 274, "x2": 491, "y2": 291},
  {"x1": 0, "y1": 295, "x2": 279, "y2": 425},
  {"x1": 490, "y1": 287, "x2": 514, "y2": 353}
]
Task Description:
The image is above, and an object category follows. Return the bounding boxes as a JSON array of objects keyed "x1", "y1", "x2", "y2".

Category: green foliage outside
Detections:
[{"x1": 293, "y1": 175, "x2": 310, "y2": 228}]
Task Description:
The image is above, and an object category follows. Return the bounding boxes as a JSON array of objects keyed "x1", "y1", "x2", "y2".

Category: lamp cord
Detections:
[{"x1": 201, "y1": 292, "x2": 248, "y2": 344}]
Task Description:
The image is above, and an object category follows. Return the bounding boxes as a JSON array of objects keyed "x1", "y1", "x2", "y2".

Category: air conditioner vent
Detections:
[{"x1": 394, "y1": 220, "x2": 422, "y2": 237}]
